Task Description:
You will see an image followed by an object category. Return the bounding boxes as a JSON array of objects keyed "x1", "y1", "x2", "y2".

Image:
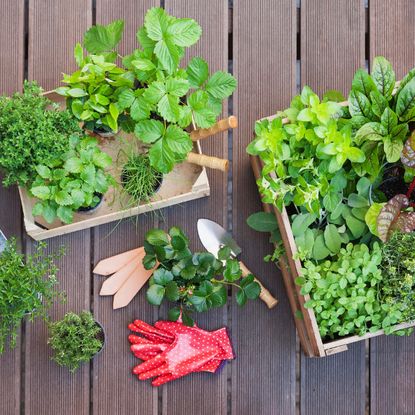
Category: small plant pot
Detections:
[
  {"x1": 120, "y1": 169, "x2": 163, "y2": 202},
  {"x1": 77, "y1": 194, "x2": 104, "y2": 215},
  {"x1": 94, "y1": 320, "x2": 106, "y2": 358}
]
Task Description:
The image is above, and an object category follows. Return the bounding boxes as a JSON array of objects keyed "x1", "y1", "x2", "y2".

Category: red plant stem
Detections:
[{"x1": 407, "y1": 177, "x2": 415, "y2": 199}]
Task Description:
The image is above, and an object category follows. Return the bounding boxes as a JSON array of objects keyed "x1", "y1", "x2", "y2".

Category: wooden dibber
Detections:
[
  {"x1": 187, "y1": 153, "x2": 229, "y2": 172},
  {"x1": 239, "y1": 261, "x2": 278, "y2": 309},
  {"x1": 190, "y1": 116, "x2": 238, "y2": 141}
]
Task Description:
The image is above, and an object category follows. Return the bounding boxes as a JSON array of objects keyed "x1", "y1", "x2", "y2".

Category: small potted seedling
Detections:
[
  {"x1": 48, "y1": 311, "x2": 105, "y2": 373},
  {"x1": 0, "y1": 238, "x2": 63, "y2": 355}
]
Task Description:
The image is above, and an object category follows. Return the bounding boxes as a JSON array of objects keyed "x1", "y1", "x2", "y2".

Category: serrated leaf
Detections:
[
  {"x1": 153, "y1": 268, "x2": 174, "y2": 286},
  {"x1": 146, "y1": 284, "x2": 165, "y2": 305},
  {"x1": 206, "y1": 71, "x2": 237, "y2": 100},
  {"x1": 167, "y1": 18, "x2": 202, "y2": 47},
  {"x1": 164, "y1": 125, "x2": 192, "y2": 156},
  {"x1": 92, "y1": 151, "x2": 112, "y2": 169},
  {"x1": 84, "y1": 19, "x2": 124, "y2": 53},
  {"x1": 30, "y1": 186, "x2": 51, "y2": 201},
  {"x1": 55, "y1": 191, "x2": 73, "y2": 206},
  {"x1": 134, "y1": 119, "x2": 164, "y2": 143},
  {"x1": 57, "y1": 205, "x2": 74, "y2": 224},
  {"x1": 244, "y1": 281, "x2": 261, "y2": 300},
  {"x1": 167, "y1": 306, "x2": 181, "y2": 321},
  {"x1": 186, "y1": 57, "x2": 209, "y2": 88},
  {"x1": 157, "y1": 94, "x2": 181, "y2": 122},
  {"x1": 35, "y1": 165, "x2": 51, "y2": 179},
  {"x1": 236, "y1": 289, "x2": 247, "y2": 306},
  {"x1": 146, "y1": 229, "x2": 169, "y2": 246},
  {"x1": 149, "y1": 138, "x2": 175, "y2": 173},
  {"x1": 131, "y1": 58, "x2": 155, "y2": 71}
]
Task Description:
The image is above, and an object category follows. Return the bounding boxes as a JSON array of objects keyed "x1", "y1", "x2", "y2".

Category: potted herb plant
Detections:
[
  {"x1": 0, "y1": 238, "x2": 63, "y2": 354},
  {"x1": 143, "y1": 227, "x2": 260, "y2": 326},
  {"x1": 30, "y1": 135, "x2": 114, "y2": 224},
  {"x1": 48, "y1": 311, "x2": 104, "y2": 373},
  {"x1": 0, "y1": 81, "x2": 82, "y2": 187},
  {"x1": 247, "y1": 56, "x2": 415, "y2": 354},
  {"x1": 60, "y1": 8, "x2": 237, "y2": 174}
]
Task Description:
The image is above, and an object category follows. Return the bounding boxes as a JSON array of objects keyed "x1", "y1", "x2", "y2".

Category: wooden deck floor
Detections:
[{"x1": 1, "y1": 1, "x2": 415, "y2": 414}]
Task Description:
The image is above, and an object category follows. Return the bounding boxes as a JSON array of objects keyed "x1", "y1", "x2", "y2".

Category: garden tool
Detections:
[
  {"x1": 197, "y1": 218, "x2": 278, "y2": 309},
  {"x1": 94, "y1": 247, "x2": 157, "y2": 309},
  {"x1": 128, "y1": 319, "x2": 234, "y2": 386},
  {"x1": 190, "y1": 116, "x2": 238, "y2": 141},
  {"x1": 186, "y1": 152, "x2": 229, "y2": 172}
]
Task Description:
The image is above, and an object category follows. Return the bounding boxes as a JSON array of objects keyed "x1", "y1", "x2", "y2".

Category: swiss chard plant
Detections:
[
  {"x1": 143, "y1": 227, "x2": 260, "y2": 326},
  {"x1": 30, "y1": 135, "x2": 114, "y2": 224}
]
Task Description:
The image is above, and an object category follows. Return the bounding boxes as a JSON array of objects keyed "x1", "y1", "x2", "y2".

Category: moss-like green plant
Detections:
[
  {"x1": 48, "y1": 311, "x2": 103, "y2": 373},
  {"x1": 121, "y1": 152, "x2": 161, "y2": 204},
  {"x1": 0, "y1": 239, "x2": 63, "y2": 354}
]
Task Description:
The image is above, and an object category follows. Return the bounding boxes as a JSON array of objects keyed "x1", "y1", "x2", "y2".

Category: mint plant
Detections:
[
  {"x1": 143, "y1": 227, "x2": 260, "y2": 326},
  {"x1": 30, "y1": 135, "x2": 114, "y2": 224}
]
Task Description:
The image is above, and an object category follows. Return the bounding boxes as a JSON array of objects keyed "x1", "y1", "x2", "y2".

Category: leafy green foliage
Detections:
[
  {"x1": 0, "y1": 239, "x2": 63, "y2": 354},
  {"x1": 30, "y1": 136, "x2": 114, "y2": 224},
  {"x1": 295, "y1": 243, "x2": 396, "y2": 338},
  {"x1": 0, "y1": 81, "x2": 82, "y2": 186},
  {"x1": 143, "y1": 227, "x2": 260, "y2": 325},
  {"x1": 121, "y1": 152, "x2": 162, "y2": 204},
  {"x1": 48, "y1": 311, "x2": 103, "y2": 373},
  {"x1": 380, "y1": 232, "x2": 415, "y2": 332}
]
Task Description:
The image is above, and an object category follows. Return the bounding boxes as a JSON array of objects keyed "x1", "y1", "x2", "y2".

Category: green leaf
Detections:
[
  {"x1": 291, "y1": 213, "x2": 317, "y2": 237},
  {"x1": 236, "y1": 289, "x2": 247, "y2": 306},
  {"x1": 35, "y1": 165, "x2": 51, "y2": 179},
  {"x1": 323, "y1": 191, "x2": 342, "y2": 212},
  {"x1": 167, "y1": 306, "x2": 181, "y2": 321},
  {"x1": 84, "y1": 19, "x2": 124, "y2": 53},
  {"x1": 356, "y1": 177, "x2": 371, "y2": 197},
  {"x1": 345, "y1": 215, "x2": 366, "y2": 239},
  {"x1": 384, "y1": 137, "x2": 403, "y2": 163},
  {"x1": 188, "y1": 90, "x2": 216, "y2": 128},
  {"x1": 130, "y1": 96, "x2": 151, "y2": 121},
  {"x1": 154, "y1": 37, "x2": 180, "y2": 74},
  {"x1": 134, "y1": 119, "x2": 164, "y2": 143},
  {"x1": 312, "y1": 234, "x2": 331, "y2": 260},
  {"x1": 168, "y1": 18, "x2": 202, "y2": 47},
  {"x1": 205, "y1": 71, "x2": 237, "y2": 100},
  {"x1": 74, "y1": 43, "x2": 84, "y2": 67},
  {"x1": 348, "y1": 193, "x2": 369, "y2": 208},
  {"x1": 71, "y1": 189, "x2": 85, "y2": 206},
  {"x1": 149, "y1": 138, "x2": 175, "y2": 173},
  {"x1": 390, "y1": 123, "x2": 409, "y2": 142},
  {"x1": 381, "y1": 107, "x2": 398, "y2": 133},
  {"x1": 218, "y1": 246, "x2": 231, "y2": 261},
  {"x1": 109, "y1": 103, "x2": 119, "y2": 121},
  {"x1": 64, "y1": 157, "x2": 83, "y2": 174},
  {"x1": 323, "y1": 224, "x2": 342, "y2": 254},
  {"x1": 144, "y1": 7, "x2": 168, "y2": 41},
  {"x1": 80, "y1": 165, "x2": 96, "y2": 184},
  {"x1": 153, "y1": 268, "x2": 174, "y2": 285},
  {"x1": 355, "y1": 122, "x2": 386, "y2": 141},
  {"x1": 67, "y1": 88, "x2": 88, "y2": 98},
  {"x1": 371, "y1": 56, "x2": 395, "y2": 99},
  {"x1": 131, "y1": 58, "x2": 156, "y2": 71},
  {"x1": 370, "y1": 90, "x2": 389, "y2": 118},
  {"x1": 146, "y1": 284, "x2": 165, "y2": 306},
  {"x1": 224, "y1": 259, "x2": 242, "y2": 282},
  {"x1": 396, "y1": 77, "x2": 415, "y2": 121},
  {"x1": 181, "y1": 311, "x2": 194, "y2": 327},
  {"x1": 247, "y1": 212, "x2": 278, "y2": 232},
  {"x1": 166, "y1": 77, "x2": 189, "y2": 97},
  {"x1": 92, "y1": 151, "x2": 112, "y2": 168},
  {"x1": 351, "y1": 68, "x2": 377, "y2": 97},
  {"x1": 118, "y1": 89, "x2": 135, "y2": 109},
  {"x1": 349, "y1": 90, "x2": 373, "y2": 118},
  {"x1": 244, "y1": 281, "x2": 261, "y2": 300},
  {"x1": 158, "y1": 94, "x2": 181, "y2": 122},
  {"x1": 164, "y1": 125, "x2": 192, "y2": 156},
  {"x1": 55, "y1": 191, "x2": 73, "y2": 206},
  {"x1": 31, "y1": 186, "x2": 51, "y2": 201},
  {"x1": 32, "y1": 202, "x2": 44, "y2": 216},
  {"x1": 186, "y1": 57, "x2": 209, "y2": 88},
  {"x1": 146, "y1": 229, "x2": 169, "y2": 246},
  {"x1": 43, "y1": 204, "x2": 57, "y2": 223},
  {"x1": 56, "y1": 206, "x2": 74, "y2": 224},
  {"x1": 171, "y1": 235, "x2": 186, "y2": 251},
  {"x1": 365, "y1": 203, "x2": 385, "y2": 236}
]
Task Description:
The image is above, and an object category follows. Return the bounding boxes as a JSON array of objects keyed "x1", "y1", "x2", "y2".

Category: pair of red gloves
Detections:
[{"x1": 128, "y1": 319, "x2": 235, "y2": 386}]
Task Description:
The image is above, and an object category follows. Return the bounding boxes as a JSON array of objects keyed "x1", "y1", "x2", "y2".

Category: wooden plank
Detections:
[
  {"x1": 232, "y1": 1, "x2": 296, "y2": 414},
  {"x1": 0, "y1": 0, "x2": 24, "y2": 95},
  {"x1": 370, "y1": 336, "x2": 415, "y2": 415},
  {"x1": 24, "y1": 231, "x2": 92, "y2": 415},
  {"x1": 92, "y1": 2, "x2": 158, "y2": 415},
  {"x1": 370, "y1": 0, "x2": 415, "y2": 78},
  {"x1": 300, "y1": 344, "x2": 365, "y2": 415},
  {"x1": 92, "y1": 220, "x2": 158, "y2": 415},
  {"x1": 300, "y1": 0, "x2": 367, "y2": 412},
  {"x1": 28, "y1": 0, "x2": 92, "y2": 90},
  {"x1": 301, "y1": 0, "x2": 365, "y2": 96},
  {"x1": 24, "y1": 2, "x2": 92, "y2": 414},
  {"x1": 369, "y1": 2, "x2": 415, "y2": 413},
  {"x1": 0, "y1": 1, "x2": 24, "y2": 413},
  {"x1": 161, "y1": 1, "x2": 228, "y2": 414}
]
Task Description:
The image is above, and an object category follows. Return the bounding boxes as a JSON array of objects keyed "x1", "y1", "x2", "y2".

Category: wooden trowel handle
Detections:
[
  {"x1": 187, "y1": 152, "x2": 229, "y2": 172},
  {"x1": 239, "y1": 261, "x2": 278, "y2": 309},
  {"x1": 190, "y1": 116, "x2": 238, "y2": 141}
]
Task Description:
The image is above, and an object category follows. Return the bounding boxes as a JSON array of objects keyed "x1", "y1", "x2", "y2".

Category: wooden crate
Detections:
[
  {"x1": 250, "y1": 125, "x2": 415, "y2": 358},
  {"x1": 19, "y1": 94, "x2": 210, "y2": 241}
]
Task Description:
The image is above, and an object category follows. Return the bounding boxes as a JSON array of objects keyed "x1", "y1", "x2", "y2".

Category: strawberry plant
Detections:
[
  {"x1": 30, "y1": 135, "x2": 114, "y2": 224},
  {"x1": 143, "y1": 227, "x2": 260, "y2": 326}
]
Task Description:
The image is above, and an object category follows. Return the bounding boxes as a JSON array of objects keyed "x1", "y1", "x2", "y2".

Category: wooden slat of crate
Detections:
[
  {"x1": 232, "y1": 1, "x2": 297, "y2": 414},
  {"x1": 0, "y1": 1, "x2": 24, "y2": 414},
  {"x1": 92, "y1": 2, "x2": 158, "y2": 415},
  {"x1": 369, "y1": 2, "x2": 415, "y2": 413},
  {"x1": 160, "y1": 1, "x2": 228, "y2": 414},
  {"x1": 24, "y1": 2, "x2": 92, "y2": 415}
]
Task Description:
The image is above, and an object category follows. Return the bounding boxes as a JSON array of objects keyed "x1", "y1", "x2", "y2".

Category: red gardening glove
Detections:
[{"x1": 129, "y1": 320, "x2": 234, "y2": 386}]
